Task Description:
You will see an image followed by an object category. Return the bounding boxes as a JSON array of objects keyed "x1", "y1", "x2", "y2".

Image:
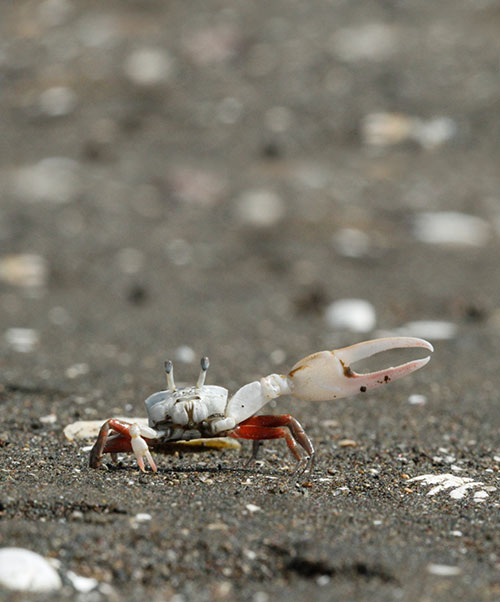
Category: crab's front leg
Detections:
[{"x1": 89, "y1": 418, "x2": 159, "y2": 472}]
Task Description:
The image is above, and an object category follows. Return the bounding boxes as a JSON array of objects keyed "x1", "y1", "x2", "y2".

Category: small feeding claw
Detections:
[
  {"x1": 287, "y1": 337, "x2": 433, "y2": 402},
  {"x1": 129, "y1": 423, "x2": 158, "y2": 473}
]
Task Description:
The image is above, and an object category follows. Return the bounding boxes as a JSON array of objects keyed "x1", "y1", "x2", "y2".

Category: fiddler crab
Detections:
[{"x1": 89, "y1": 337, "x2": 433, "y2": 474}]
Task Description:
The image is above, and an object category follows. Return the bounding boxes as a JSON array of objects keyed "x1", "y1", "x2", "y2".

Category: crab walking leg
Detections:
[
  {"x1": 129, "y1": 424, "x2": 157, "y2": 473},
  {"x1": 231, "y1": 414, "x2": 315, "y2": 472},
  {"x1": 89, "y1": 418, "x2": 158, "y2": 472}
]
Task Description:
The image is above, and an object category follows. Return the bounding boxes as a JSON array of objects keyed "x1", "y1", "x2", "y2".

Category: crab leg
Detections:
[
  {"x1": 89, "y1": 418, "x2": 158, "y2": 472},
  {"x1": 226, "y1": 337, "x2": 433, "y2": 422},
  {"x1": 288, "y1": 336, "x2": 433, "y2": 402}
]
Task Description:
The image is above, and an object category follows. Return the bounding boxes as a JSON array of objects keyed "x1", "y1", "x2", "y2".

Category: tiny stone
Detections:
[
  {"x1": 0, "y1": 548, "x2": 62, "y2": 592},
  {"x1": 124, "y1": 48, "x2": 174, "y2": 86},
  {"x1": 0, "y1": 254, "x2": 48, "y2": 288},
  {"x1": 338, "y1": 439, "x2": 357, "y2": 448},
  {"x1": 408, "y1": 394, "x2": 427, "y2": 406},
  {"x1": 413, "y1": 212, "x2": 489, "y2": 247},
  {"x1": 12, "y1": 158, "x2": 81, "y2": 204},
  {"x1": 175, "y1": 345, "x2": 196, "y2": 363},
  {"x1": 66, "y1": 571, "x2": 98, "y2": 593},
  {"x1": 269, "y1": 349, "x2": 286, "y2": 365},
  {"x1": 427, "y1": 564, "x2": 462, "y2": 577},
  {"x1": 325, "y1": 299, "x2": 376, "y2": 333},
  {"x1": 40, "y1": 414, "x2": 57, "y2": 424},
  {"x1": 333, "y1": 228, "x2": 370, "y2": 258},
  {"x1": 65, "y1": 363, "x2": 89, "y2": 379},
  {"x1": 235, "y1": 189, "x2": 285, "y2": 227},
  {"x1": 400, "y1": 320, "x2": 457, "y2": 341},
  {"x1": 5, "y1": 328, "x2": 39, "y2": 353},
  {"x1": 331, "y1": 24, "x2": 397, "y2": 62},
  {"x1": 38, "y1": 86, "x2": 77, "y2": 117},
  {"x1": 134, "y1": 513, "x2": 152, "y2": 522},
  {"x1": 246, "y1": 504, "x2": 261, "y2": 513}
]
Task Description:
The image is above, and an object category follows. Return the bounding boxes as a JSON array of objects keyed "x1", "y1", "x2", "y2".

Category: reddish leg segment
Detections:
[
  {"x1": 89, "y1": 419, "x2": 134, "y2": 468},
  {"x1": 231, "y1": 414, "x2": 315, "y2": 473}
]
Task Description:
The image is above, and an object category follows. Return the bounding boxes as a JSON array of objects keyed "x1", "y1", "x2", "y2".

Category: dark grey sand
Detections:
[{"x1": 1, "y1": 1, "x2": 500, "y2": 600}]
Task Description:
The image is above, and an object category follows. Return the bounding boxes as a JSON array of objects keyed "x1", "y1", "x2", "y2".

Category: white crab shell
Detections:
[{"x1": 144, "y1": 385, "x2": 229, "y2": 437}]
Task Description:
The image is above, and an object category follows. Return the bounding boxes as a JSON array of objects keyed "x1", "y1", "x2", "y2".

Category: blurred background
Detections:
[{"x1": 1, "y1": 0, "x2": 499, "y2": 411}]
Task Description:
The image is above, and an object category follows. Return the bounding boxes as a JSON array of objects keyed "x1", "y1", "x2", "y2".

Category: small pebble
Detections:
[
  {"x1": 413, "y1": 212, "x2": 490, "y2": 247},
  {"x1": 332, "y1": 228, "x2": 370, "y2": 258},
  {"x1": 66, "y1": 571, "x2": 98, "y2": 593},
  {"x1": 408, "y1": 394, "x2": 427, "y2": 406},
  {"x1": 338, "y1": 439, "x2": 357, "y2": 448},
  {"x1": 0, "y1": 254, "x2": 48, "y2": 288},
  {"x1": 116, "y1": 248, "x2": 144, "y2": 274},
  {"x1": 65, "y1": 363, "x2": 89, "y2": 379},
  {"x1": 12, "y1": 158, "x2": 81, "y2": 204},
  {"x1": 5, "y1": 328, "x2": 39, "y2": 353},
  {"x1": 124, "y1": 48, "x2": 174, "y2": 86},
  {"x1": 331, "y1": 24, "x2": 397, "y2": 62},
  {"x1": 426, "y1": 564, "x2": 462, "y2": 577},
  {"x1": 400, "y1": 320, "x2": 457, "y2": 341},
  {"x1": 246, "y1": 504, "x2": 261, "y2": 513},
  {"x1": 234, "y1": 189, "x2": 285, "y2": 227},
  {"x1": 175, "y1": 345, "x2": 196, "y2": 364},
  {"x1": 325, "y1": 299, "x2": 376, "y2": 333},
  {"x1": 38, "y1": 86, "x2": 77, "y2": 117},
  {"x1": 134, "y1": 513, "x2": 152, "y2": 522},
  {"x1": 40, "y1": 413, "x2": 57, "y2": 424},
  {"x1": 0, "y1": 548, "x2": 62, "y2": 592},
  {"x1": 362, "y1": 113, "x2": 456, "y2": 149}
]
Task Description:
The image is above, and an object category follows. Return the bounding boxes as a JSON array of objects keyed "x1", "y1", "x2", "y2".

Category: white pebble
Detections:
[
  {"x1": 361, "y1": 113, "x2": 457, "y2": 149},
  {"x1": 124, "y1": 48, "x2": 174, "y2": 86},
  {"x1": 65, "y1": 363, "x2": 89, "y2": 379},
  {"x1": 235, "y1": 190, "x2": 285, "y2": 227},
  {"x1": 134, "y1": 513, "x2": 152, "y2": 522},
  {"x1": 116, "y1": 248, "x2": 144, "y2": 274},
  {"x1": 5, "y1": 328, "x2": 39, "y2": 353},
  {"x1": 332, "y1": 228, "x2": 370, "y2": 258},
  {"x1": 400, "y1": 320, "x2": 457, "y2": 341},
  {"x1": 246, "y1": 504, "x2": 261, "y2": 513},
  {"x1": 66, "y1": 571, "x2": 98, "y2": 593},
  {"x1": 39, "y1": 86, "x2": 77, "y2": 117},
  {"x1": 450, "y1": 530, "x2": 463, "y2": 537},
  {"x1": 40, "y1": 413, "x2": 57, "y2": 424},
  {"x1": 12, "y1": 157, "x2": 81, "y2": 204},
  {"x1": 408, "y1": 394, "x2": 427, "y2": 406},
  {"x1": 413, "y1": 212, "x2": 490, "y2": 247},
  {"x1": 325, "y1": 299, "x2": 376, "y2": 333},
  {"x1": 331, "y1": 24, "x2": 397, "y2": 62},
  {"x1": 175, "y1": 346, "x2": 196, "y2": 364},
  {"x1": 0, "y1": 548, "x2": 62, "y2": 592},
  {"x1": 0, "y1": 254, "x2": 48, "y2": 288},
  {"x1": 426, "y1": 563, "x2": 462, "y2": 577}
]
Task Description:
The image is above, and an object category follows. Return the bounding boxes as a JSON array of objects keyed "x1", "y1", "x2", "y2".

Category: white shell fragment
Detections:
[
  {"x1": 0, "y1": 254, "x2": 48, "y2": 288},
  {"x1": 325, "y1": 299, "x2": 376, "y2": 333},
  {"x1": 11, "y1": 157, "x2": 81, "y2": 204},
  {"x1": 409, "y1": 474, "x2": 495, "y2": 501},
  {"x1": 64, "y1": 418, "x2": 240, "y2": 449},
  {"x1": 379, "y1": 320, "x2": 457, "y2": 341},
  {"x1": 0, "y1": 548, "x2": 62, "y2": 592},
  {"x1": 234, "y1": 189, "x2": 285, "y2": 227},
  {"x1": 427, "y1": 564, "x2": 462, "y2": 577},
  {"x1": 124, "y1": 48, "x2": 174, "y2": 86},
  {"x1": 39, "y1": 86, "x2": 77, "y2": 117},
  {"x1": 4, "y1": 328, "x2": 39, "y2": 353},
  {"x1": 361, "y1": 113, "x2": 456, "y2": 149},
  {"x1": 413, "y1": 212, "x2": 490, "y2": 247},
  {"x1": 66, "y1": 571, "x2": 98, "y2": 593}
]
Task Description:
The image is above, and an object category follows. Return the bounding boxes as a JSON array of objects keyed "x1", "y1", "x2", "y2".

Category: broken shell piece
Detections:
[
  {"x1": 64, "y1": 418, "x2": 240, "y2": 450},
  {"x1": 0, "y1": 254, "x2": 48, "y2": 288}
]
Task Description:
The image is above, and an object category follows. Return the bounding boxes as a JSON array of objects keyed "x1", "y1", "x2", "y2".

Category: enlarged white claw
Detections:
[
  {"x1": 129, "y1": 423, "x2": 157, "y2": 473},
  {"x1": 286, "y1": 337, "x2": 433, "y2": 402}
]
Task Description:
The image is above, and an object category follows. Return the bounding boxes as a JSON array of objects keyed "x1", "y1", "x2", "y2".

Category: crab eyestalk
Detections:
[
  {"x1": 164, "y1": 360, "x2": 176, "y2": 392},
  {"x1": 196, "y1": 356, "x2": 210, "y2": 388}
]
